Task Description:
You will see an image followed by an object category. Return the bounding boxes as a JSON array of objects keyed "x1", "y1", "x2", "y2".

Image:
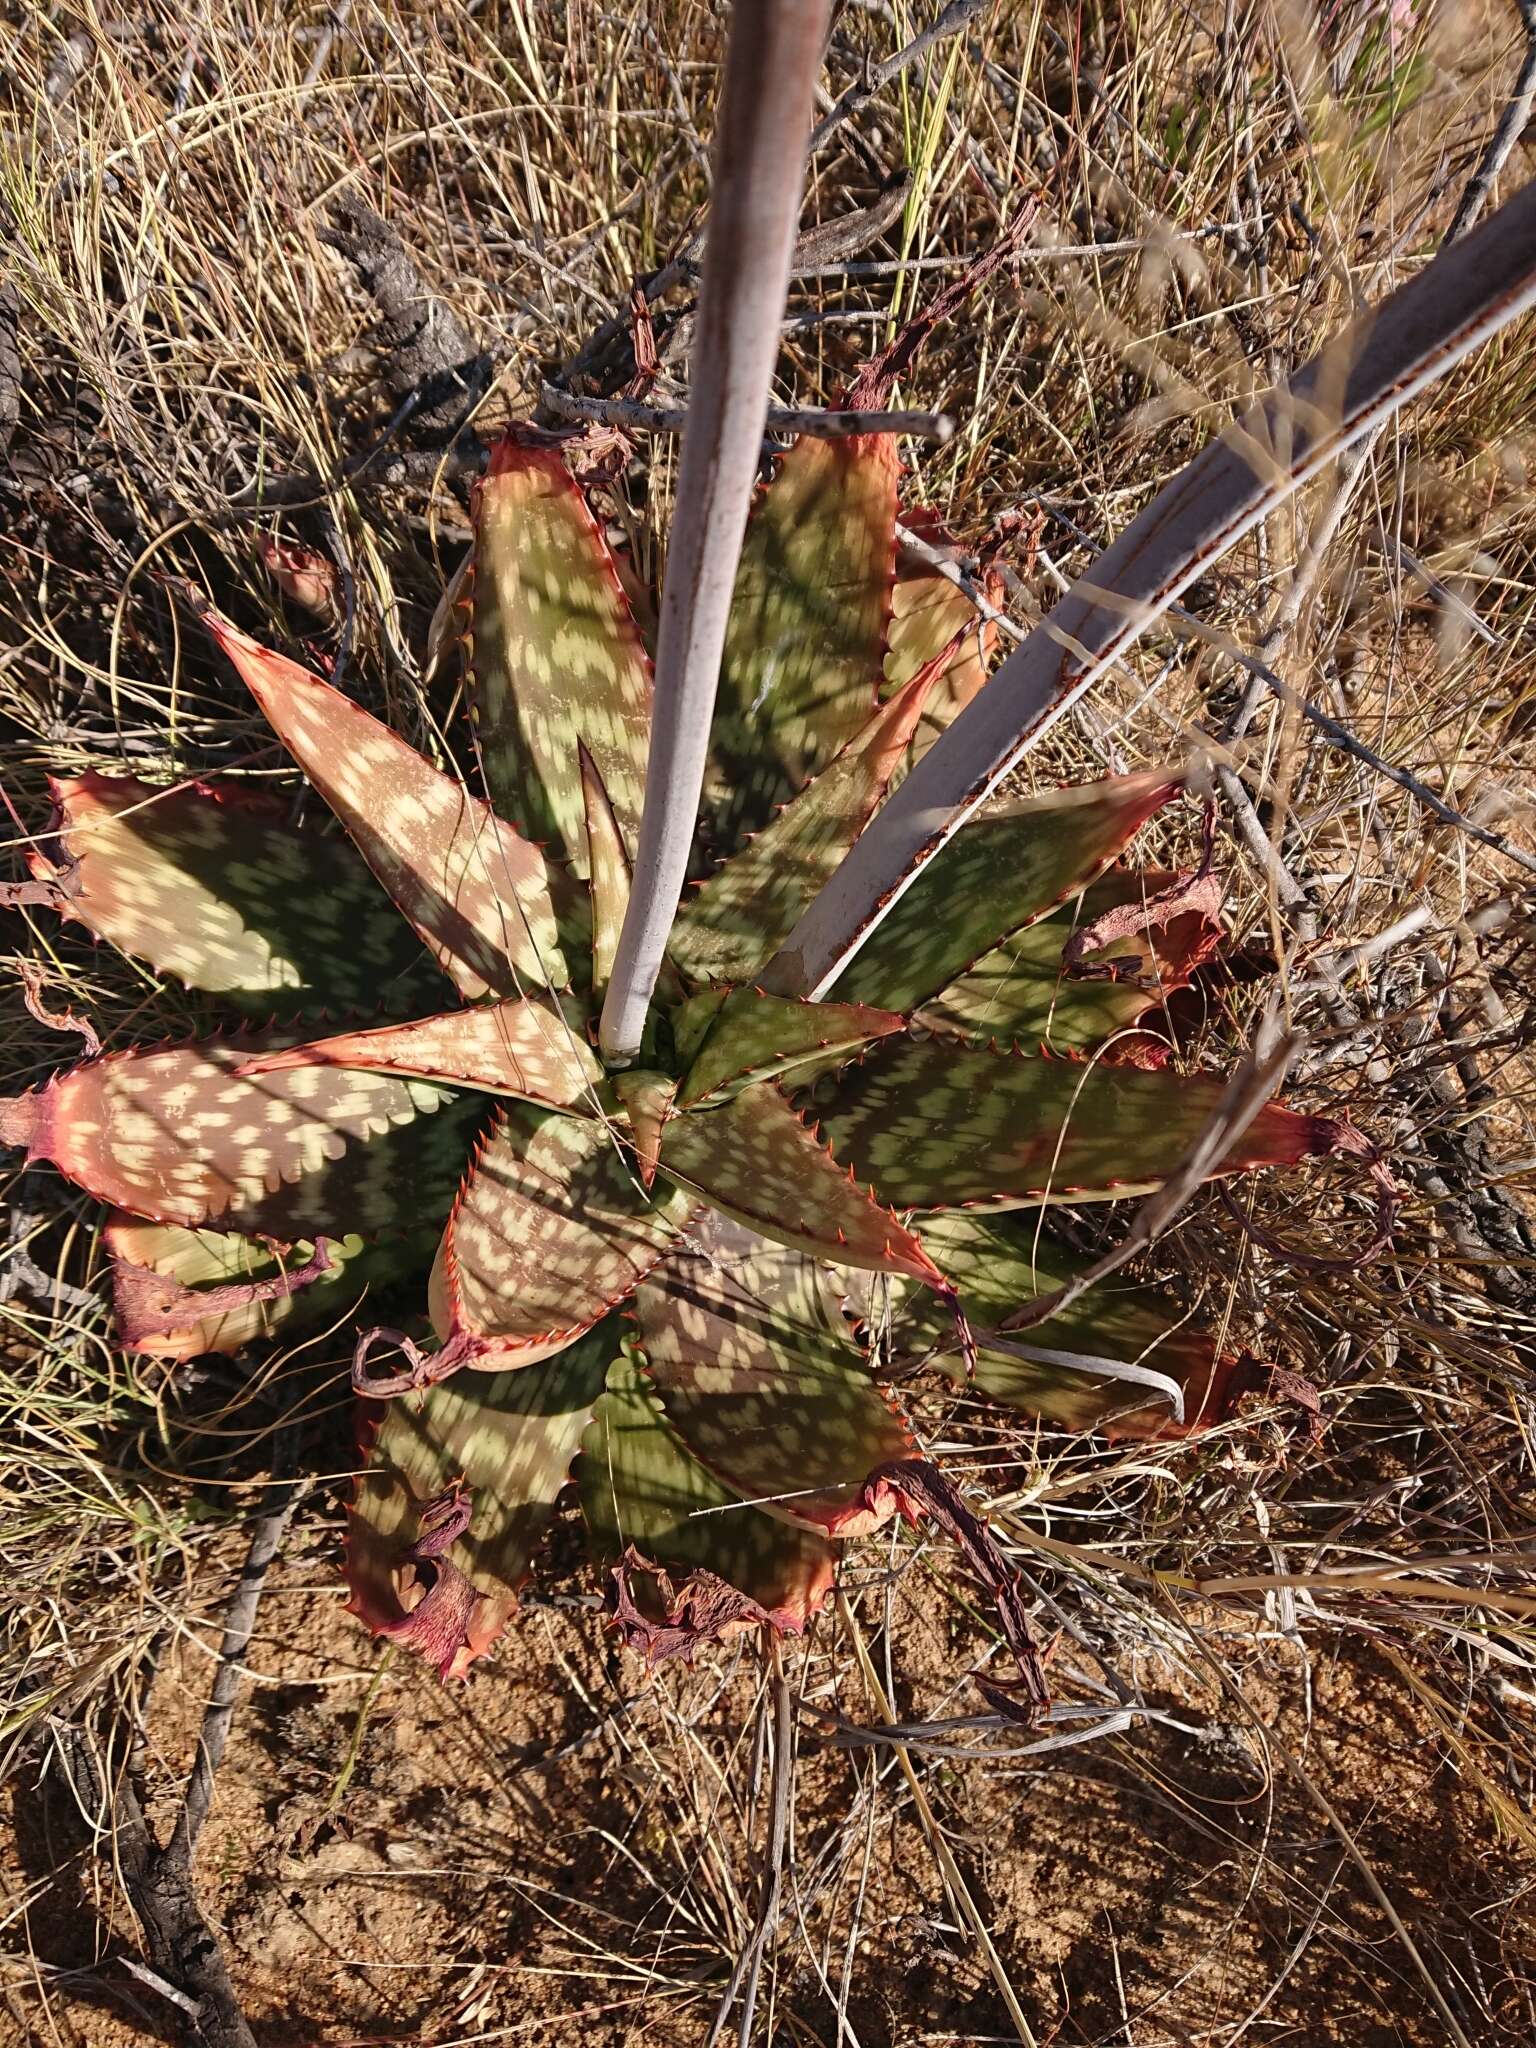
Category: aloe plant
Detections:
[
  {"x1": 7, "y1": 0, "x2": 1532, "y2": 1673},
  {"x1": 2, "y1": 421, "x2": 1360, "y2": 1680}
]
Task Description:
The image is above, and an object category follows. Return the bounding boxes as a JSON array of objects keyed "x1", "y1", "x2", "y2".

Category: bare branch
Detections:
[
  {"x1": 540, "y1": 384, "x2": 954, "y2": 443},
  {"x1": 599, "y1": 0, "x2": 833, "y2": 1064}
]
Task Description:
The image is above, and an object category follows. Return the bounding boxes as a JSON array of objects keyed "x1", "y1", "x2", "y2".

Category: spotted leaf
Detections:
[
  {"x1": 672, "y1": 658, "x2": 945, "y2": 988},
  {"x1": 658, "y1": 1081, "x2": 947, "y2": 1288},
  {"x1": 613, "y1": 1069, "x2": 675, "y2": 1189},
  {"x1": 635, "y1": 1214, "x2": 913, "y2": 1535},
  {"x1": 239, "y1": 996, "x2": 603, "y2": 1108},
  {"x1": 704, "y1": 433, "x2": 898, "y2": 854},
  {"x1": 106, "y1": 1214, "x2": 391, "y2": 1360},
  {"x1": 579, "y1": 741, "x2": 629, "y2": 996},
  {"x1": 885, "y1": 1210, "x2": 1225, "y2": 1438},
  {"x1": 204, "y1": 608, "x2": 569, "y2": 1000},
  {"x1": 811, "y1": 1039, "x2": 1347, "y2": 1210},
  {"x1": 429, "y1": 1100, "x2": 693, "y2": 1371},
  {"x1": 885, "y1": 511, "x2": 997, "y2": 764},
  {"x1": 470, "y1": 435, "x2": 652, "y2": 870},
  {"x1": 0, "y1": 1036, "x2": 483, "y2": 1238},
  {"x1": 578, "y1": 1345, "x2": 837, "y2": 1632},
  {"x1": 676, "y1": 988, "x2": 905, "y2": 1108},
  {"x1": 832, "y1": 771, "x2": 1185, "y2": 1014},
  {"x1": 347, "y1": 1327, "x2": 613, "y2": 1679},
  {"x1": 14, "y1": 772, "x2": 438, "y2": 1015},
  {"x1": 919, "y1": 868, "x2": 1222, "y2": 1050}
]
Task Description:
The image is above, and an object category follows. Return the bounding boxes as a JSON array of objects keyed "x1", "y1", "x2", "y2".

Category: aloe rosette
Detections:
[{"x1": 1, "y1": 426, "x2": 1359, "y2": 1681}]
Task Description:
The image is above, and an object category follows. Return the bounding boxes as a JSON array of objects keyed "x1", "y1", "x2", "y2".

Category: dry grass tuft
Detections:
[{"x1": 2, "y1": 1, "x2": 1535, "y2": 2042}]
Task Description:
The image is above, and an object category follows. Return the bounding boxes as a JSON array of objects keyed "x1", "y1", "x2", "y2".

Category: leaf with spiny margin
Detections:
[
  {"x1": 831, "y1": 771, "x2": 1185, "y2": 1014},
  {"x1": 634, "y1": 1213, "x2": 913, "y2": 1534},
  {"x1": 884, "y1": 511, "x2": 997, "y2": 765},
  {"x1": 0, "y1": 1035, "x2": 484, "y2": 1238},
  {"x1": 704, "y1": 433, "x2": 899, "y2": 854},
  {"x1": 347, "y1": 1326, "x2": 614, "y2": 1679},
  {"x1": 430, "y1": 1099, "x2": 693, "y2": 1369},
  {"x1": 239, "y1": 996, "x2": 602, "y2": 1107},
  {"x1": 19, "y1": 772, "x2": 440, "y2": 1016},
  {"x1": 676, "y1": 988, "x2": 905, "y2": 1108},
  {"x1": 613, "y1": 1069, "x2": 674, "y2": 1189},
  {"x1": 578, "y1": 1344, "x2": 837, "y2": 1628},
  {"x1": 203, "y1": 609, "x2": 570, "y2": 1000},
  {"x1": 470, "y1": 436, "x2": 652, "y2": 870},
  {"x1": 882, "y1": 1210, "x2": 1224, "y2": 1438},
  {"x1": 810, "y1": 1040, "x2": 1346, "y2": 1210},
  {"x1": 919, "y1": 869, "x2": 1223, "y2": 1050},
  {"x1": 671, "y1": 660, "x2": 944, "y2": 988},
  {"x1": 658, "y1": 1080, "x2": 946, "y2": 1287},
  {"x1": 106, "y1": 1215, "x2": 392, "y2": 1360},
  {"x1": 579, "y1": 741, "x2": 629, "y2": 996}
]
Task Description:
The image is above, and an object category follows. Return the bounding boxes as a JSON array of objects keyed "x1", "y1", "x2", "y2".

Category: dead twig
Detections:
[
  {"x1": 47, "y1": 1460, "x2": 304, "y2": 2046},
  {"x1": 540, "y1": 385, "x2": 955, "y2": 442}
]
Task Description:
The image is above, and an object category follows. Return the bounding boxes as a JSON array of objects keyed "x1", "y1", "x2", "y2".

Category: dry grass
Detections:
[{"x1": 2, "y1": 0, "x2": 1535, "y2": 2041}]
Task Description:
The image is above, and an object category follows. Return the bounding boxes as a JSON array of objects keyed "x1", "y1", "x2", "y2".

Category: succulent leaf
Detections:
[
  {"x1": 107, "y1": 1214, "x2": 382, "y2": 1360},
  {"x1": 17, "y1": 771, "x2": 438, "y2": 1015},
  {"x1": 812, "y1": 1039, "x2": 1346, "y2": 1209},
  {"x1": 919, "y1": 868, "x2": 1222, "y2": 1050},
  {"x1": 676, "y1": 987, "x2": 905, "y2": 1108},
  {"x1": 238, "y1": 996, "x2": 603, "y2": 1107},
  {"x1": 579, "y1": 1344, "x2": 837, "y2": 1633},
  {"x1": 204, "y1": 608, "x2": 570, "y2": 999},
  {"x1": 672, "y1": 657, "x2": 945, "y2": 988},
  {"x1": 429, "y1": 1100, "x2": 693, "y2": 1370},
  {"x1": 831, "y1": 771, "x2": 1185, "y2": 1014},
  {"x1": 470, "y1": 436, "x2": 652, "y2": 869},
  {"x1": 612, "y1": 1069, "x2": 675, "y2": 1189},
  {"x1": 886, "y1": 1210, "x2": 1225, "y2": 1438},
  {"x1": 1, "y1": 1037, "x2": 482, "y2": 1237},
  {"x1": 347, "y1": 1327, "x2": 613, "y2": 1679},
  {"x1": 705, "y1": 433, "x2": 898, "y2": 852},
  {"x1": 658, "y1": 1079, "x2": 947, "y2": 1287},
  {"x1": 579, "y1": 740, "x2": 630, "y2": 996},
  {"x1": 634, "y1": 1214, "x2": 913, "y2": 1535},
  {"x1": 885, "y1": 513, "x2": 996, "y2": 763}
]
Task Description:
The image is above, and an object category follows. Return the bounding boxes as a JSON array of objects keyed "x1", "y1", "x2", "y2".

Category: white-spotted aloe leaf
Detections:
[
  {"x1": 885, "y1": 511, "x2": 997, "y2": 762},
  {"x1": 634, "y1": 1214, "x2": 914, "y2": 1536},
  {"x1": 469, "y1": 436, "x2": 652, "y2": 869},
  {"x1": 919, "y1": 867, "x2": 1223, "y2": 1051},
  {"x1": 106, "y1": 1215, "x2": 384, "y2": 1360},
  {"x1": 676, "y1": 988, "x2": 905, "y2": 1108},
  {"x1": 579, "y1": 741, "x2": 630, "y2": 996},
  {"x1": 204, "y1": 609, "x2": 570, "y2": 1000},
  {"x1": 8, "y1": 771, "x2": 439, "y2": 1015},
  {"x1": 670, "y1": 656, "x2": 947, "y2": 988},
  {"x1": 426, "y1": 1101, "x2": 693, "y2": 1374},
  {"x1": 612, "y1": 1069, "x2": 675, "y2": 1190},
  {"x1": 658, "y1": 1081, "x2": 947, "y2": 1287},
  {"x1": 347, "y1": 1327, "x2": 614, "y2": 1680},
  {"x1": 0, "y1": 1036, "x2": 482, "y2": 1237},
  {"x1": 830, "y1": 771, "x2": 1185, "y2": 1014},
  {"x1": 811, "y1": 1039, "x2": 1346, "y2": 1209},
  {"x1": 886, "y1": 1210, "x2": 1226, "y2": 1439},
  {"x1": 239, "y1": 997, "x2": 603, "y2": 1107},
  {"x1": 578, "y1": 1344, "x2": 837, "y2": 1640},
  {"x1": 703, "y1": 432, "x2": 899, "y2": 853}
]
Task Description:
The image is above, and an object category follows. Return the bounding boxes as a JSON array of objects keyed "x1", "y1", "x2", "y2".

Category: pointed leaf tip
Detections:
[
  {"x1": 471, "y1": 436, "x2": 652, "y2": 871},
  {"x1": 201, "y1": 605, "x2": 570, "y2": 1000}
]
